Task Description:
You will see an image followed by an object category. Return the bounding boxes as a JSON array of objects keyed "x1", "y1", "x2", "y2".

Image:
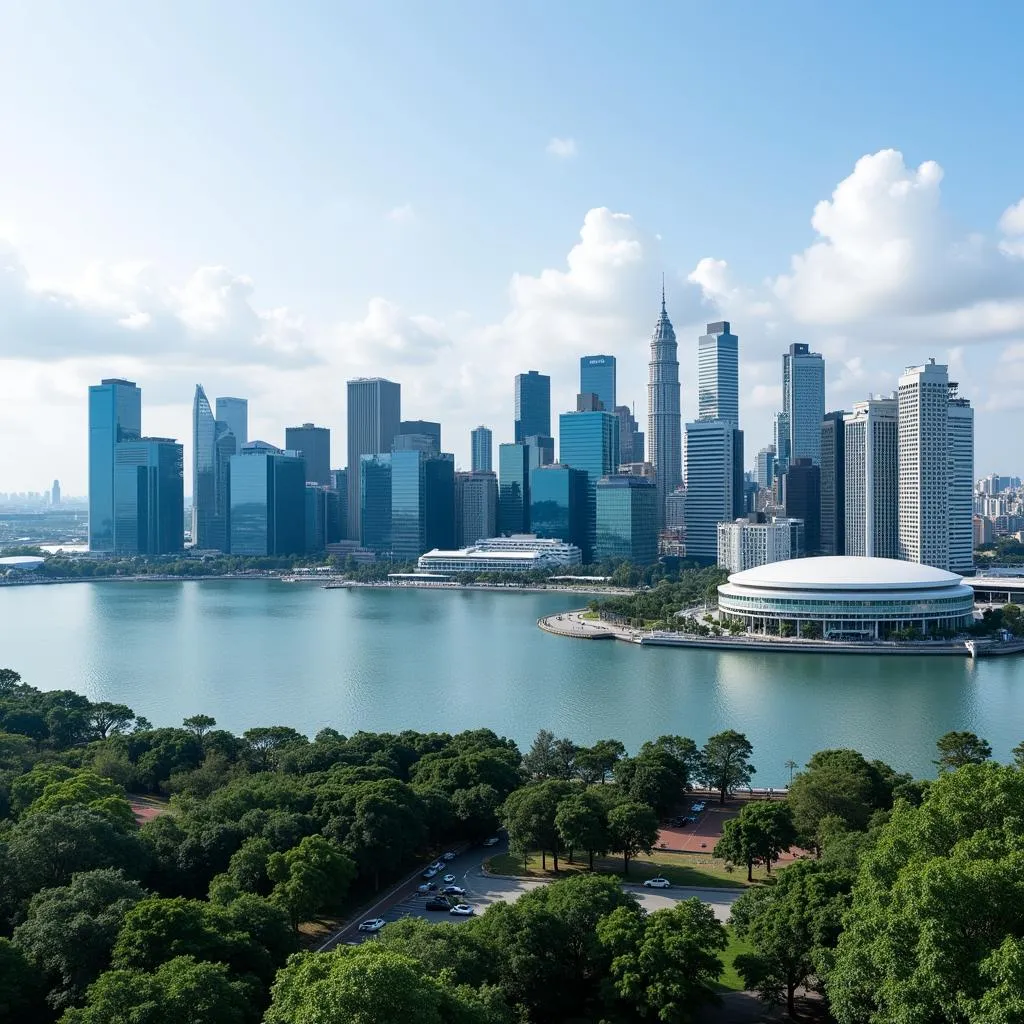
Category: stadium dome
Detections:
[{"x1": 717, "y1": 556, "x2": 975, "y2": 640}]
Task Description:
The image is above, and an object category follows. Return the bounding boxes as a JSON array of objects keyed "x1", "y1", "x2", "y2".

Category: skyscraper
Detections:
[
  {"x1": 88, "y1": 378, "x2": 142, "y2": 551},
  {"x1": 346, "y1": 378, "x2": 401, "y2": 541},
  {"x1": 782, "y1": 343, "x2": 826, "y2": 465},
  {"x1": 898, "y1": 359, "x2": 949, "y2": 569},
  {"x1": 359, "y1": 454, "x2": 393, "y2": 554},
  {"x1": 683, "y1": 419, "x2": 744, "y2": 562},
  {"x1": 285, "y1": 423, "x2": 331, "y2": 485},
  {"x1": 51, "y1": 480, "x2": 60, "y2": 506},
  {"x1": 192, "y1": 385, "x2": 235, "y2": 551},
  {"x1": 391, "y1": 449, "x2": 455, "y2": 561},
  {"x1": 514, "y1": 371, "x2": 551, "y2": 443},
  {"x1": 580, "y1": 356, "x2": 616, "y2": 413},
  {"x1": 697, "y1": 321, "x2": 739, "y2": 426},
  {"x1": 530, "y1": 464, "x2": 587, "y2": 553},
  {"x1": 455, "y1": 471, "x2": 497, "y2": 546},
  {"x1": 471, "y1": 426, "x2": 493, "y2": 473},
  {"x1": 215, "y1": 397, "x2": 248, "y2": 447},
  {"x1": 229, "y1": 443, "x2": 306, "y2": 556},
  {"x1": 559, "y1": 409, "x2": 619, "y2": 562},
  {"x1": 755, "y1": 446, "x2": 776, "y2": 492},
  {"x1": 820, "y1": 411, "x2": 846, "y2": 556},
  {"x1": 948, "y1": 386, "x2": 975, "y2": 576},
  {"x1": 524, "y1": 434, "x2": 555, "y2": 468},
  {"x1": 783, "y1": 458, "x2": 821, "y2": 555},
  {"x1": 398, "y1": 420, "x2": 441, "y2": 454},
  {"x1": 772, "y1": 412, "x2": 792, "y2": 478},
  {"x1": 595, "y1": 475, "x2": 658, "y2": 565},
  {"x1": 647, "y1": 283, "x2": 681, "y2": 528},
  {"x1": 113, "y1": 438, "x2": 184, "y2": 555},
  {"x1": 844, "y1": 397, "x2": 898, "y2": 557},
  {"x1": 498, "y1": 443, "x2": 531, "y2": 535},
  {"x1": 614, "y1": 406, "x2": 643, "y2": 466}
]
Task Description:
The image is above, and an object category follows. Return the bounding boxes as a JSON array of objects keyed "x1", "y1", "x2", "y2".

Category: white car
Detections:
[
  {"x1": 422, "y1": 868, "x2": 437, "y2": 879},
  {"x1": 431, "y1": 860, "x2": 445, "y2": 871},
  {"x1": 643, "y1": 877, "x2": 672, "y2": 889},
  {"x1": 442, "y1": 851, "x2": 456, "y2": 861},
  {"x1": 449, "y1": 904, "x2": 475, "y2": 916},
  {"x1": 442, "y1": 873, "x2": 456, "y2": 884},
  {"x1": 441, "y1": 885, "x2": 465, "y2": 896},
  {"x1": 357, "y1": 918, "x2": 386, "y2": 932},
  {"x1": 482, "y1": 837, "x2": 499, "y2": 847}
]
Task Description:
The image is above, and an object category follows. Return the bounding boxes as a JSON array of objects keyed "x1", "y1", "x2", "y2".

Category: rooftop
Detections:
[{"x1": 728, "y1": 556, "x2": 964, "y2": 593}]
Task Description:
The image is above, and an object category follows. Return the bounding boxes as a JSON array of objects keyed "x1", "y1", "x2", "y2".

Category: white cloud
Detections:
[
  {"x1": 999, "y1": 197, "x2": 1024, "y2": 257},
  {"x1": 387, "y1": 203, "x2": 416, "y2": 224},
  {"x1": 546, "y1": 136, "x2": 577, "y2": 159}
]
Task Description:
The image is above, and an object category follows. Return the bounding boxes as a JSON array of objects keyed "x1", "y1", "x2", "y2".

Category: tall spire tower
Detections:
[{"x1": 647, "y1": 278, "x2": 682, "y2": 529}]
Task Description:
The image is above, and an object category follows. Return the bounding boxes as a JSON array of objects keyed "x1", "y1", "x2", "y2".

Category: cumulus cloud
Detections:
[
  {"x1": 333, "y1": 298, "x2": 451, "y2": 367},
  {"x1": 546, "y1": 137, "x2": 577, "y2": 159}
]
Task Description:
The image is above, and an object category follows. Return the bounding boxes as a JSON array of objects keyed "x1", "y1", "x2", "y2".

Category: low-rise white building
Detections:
[
  {"x1": 417, "y1": 535, "x2": 582, "y2": 574},
  {"x1": 717, "y1": 515, "x2": 792, "y2": 572}
]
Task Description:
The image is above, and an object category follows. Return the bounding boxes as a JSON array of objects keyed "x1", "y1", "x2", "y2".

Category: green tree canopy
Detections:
[
  {"x1": 700, "y1": 730, "x2": 755, "y2": 804},
  {"x1": 934, "y1": 730, "x2": 993, "y2": 772},
  {"x1": 555, "y1": 789, "x2": 611, "y2": 869},
  {"x1": 502, "y1": 779, "x2": 573, "y2": 871},
  {"x1": 606, "y1": 800, "x2": 659, "y2": 873},
  {"x1": 267, "y1": 835, "x2": 355, "y2": 932}
]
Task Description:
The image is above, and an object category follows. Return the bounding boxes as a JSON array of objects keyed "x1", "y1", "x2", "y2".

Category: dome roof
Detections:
[{"x1": 727, "y1": 556, "x2": 962, "y2": 593}]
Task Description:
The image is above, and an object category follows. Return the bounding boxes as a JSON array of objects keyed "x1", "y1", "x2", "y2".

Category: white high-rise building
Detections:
[
  {"x1": 684, "y1": 419, "x2": 743, "y2": 562},
  {"x1": 898, "y1": 360, "x2": 949, "y2": 569},
  {"x1": 647, "y1": 284, "x2": 681, "y2": 529},
  {"x1": 717, "y1": 516, "x2": 791, "y2": 572},
  {"x1": 844, "y1": 397, "x2": 898, "y2": 558},
  {"x1": 782, "y1": 343, "x2": 826, "y2": 465},
  {"x1": 948, "y1": 388, "x2": 975, "y2": 575},
  {"x1": 697, "y1": 321, "x2": 739, "y2": 426}
]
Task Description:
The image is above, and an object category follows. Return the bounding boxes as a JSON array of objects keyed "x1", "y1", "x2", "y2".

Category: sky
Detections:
[{"x1": 2, "y1": 1, "x2": 1024, "y2": 495}]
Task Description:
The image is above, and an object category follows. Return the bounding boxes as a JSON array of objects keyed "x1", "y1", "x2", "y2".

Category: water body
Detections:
[{"x1": 4, "y1": 579, "x2": 1024, "y2": 783}]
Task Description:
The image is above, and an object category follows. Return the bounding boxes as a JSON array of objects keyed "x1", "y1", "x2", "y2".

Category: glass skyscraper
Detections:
[
  {"x1": 558, "y1": 410, "x2": 619, "y2": 562},
  {"x1": 391, "y1": 450, "x2": 455, "y2": 560},
  {"x1": 530, "y1": 464, "x2": 587, "y2": 554},
  {"x1": 471, "y1": 426, "x2": 493, "y2": 473},
  {"x1": 359, "y1": 453, "x2": 393, "y2": 555},
  {"x1": 684, "y1": 419, "x2": 744, "y2": 563},
  {"x1": 285, "y1": 423, "x2": 331, "y2": 486},
  {"x1": 193, "y1": 385, "x2": 236, "y2": 551},
  {"x1": 455, "y1": 471, "x2": 497, "y2": 546},
  {"x1": 782, "y1": 343, "x2": 826, "y2": 465},
  {"x1": 228, "y1": 444, "x2": 306, "y2": 556},
  {"x1": 88, "y1": 378, "x2": 141, "y2": 551},
  {"x1": 697, "y1": 321, "x2": 739, "y2": 426},
  {"x1": 398, "y1": 420, "x2": 441, "y2": 454},
  {"x1": 820, "y1": 412, "x2": 846, "y2": 555},
  {"x1": 215, "y1": 397, "x2": 248, "y2": 447},
  {"x1": 347, "y1": 378, "x2": 401, "y2": 541},
  {"x1": 113, "y1": 438, "x2": 184, "y2": 555},
  {"x1": 514, "y1": 370, "x2": 551, "y2": 443},
  {"x1": 580, "y1": 355, "x2": 616, "y2": 412},
  {"x1": 498, "y1": 443, "x2": 531, "y2": 535},
  {"x1": 595, "y1": 475, "x2": 658, "y2": 565}
]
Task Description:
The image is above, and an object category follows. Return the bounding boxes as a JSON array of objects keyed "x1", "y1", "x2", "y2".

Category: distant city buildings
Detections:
[
  {"x1": 717, "y1": 513, "x2": 793, "y2": 572},
  {"x1": 113, "y1": 438, "x2": 184, "y2": 555},
  {"x1": 398, "y1": 420, "x2": 441, "y2": 454},
  {"x1": 51, "y1": 480, "x2": 61, "y2": 506},
  {"x1": 514, "y1": 371, "x2": 551, "y2": 444},
  {"x1": 595, "y1": 475, "x2": 658, "y2": 565},
  {"x1": 782, "y1": 458, "x2": 821, "y2": 556},
  {"x1": 215, "y1": 397, "x2": 248, "y2": 448},
  {"x1": 418, "y1": 535, "x2": 582, "y2": 574},
  {"x1": 229, "y1": 442, "x2": 305, "y2": 556},
  {"x1": 285, "y1": 423, "x2": 331, "y2": 486},
  {"x1": 820, "y1": 412, "x2": 846, "y2": 556},
  {"x1": 471, "y1": 426, "x2": 493, "y2": 473},
  {"x1": 347, "y1": 378, "x2": 400, "y2": 542},
  {"x1": 455, "y1": 471, "x2": 497, "y2": 546},
  {"x1": 530, "y1": 464, "x2": 588, "y2": 555},
  {"x1": 498, "y1": 442, "x2": 532, "y2": 536},
  {"x1": 88, "y1": 378, "x2": 142, "y2": 551},
  {"x1": 844, "y1": 397, "x2": 899, "y2": 558},
  {"x1": 684, "y1": 419, "x2": 743, "y2": 563},
  {"x1": 782, "y1": 343, "x2": 825, "y2": 466},
  {"x1": 558, "y1": 408, "x2": 619, "y2": 562},
  {"x1": 697, "y1": 321, "x2": 739, "y2": 426}
]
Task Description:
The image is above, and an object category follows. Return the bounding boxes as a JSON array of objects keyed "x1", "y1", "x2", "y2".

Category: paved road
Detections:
[{"x1": 322, "y1": 840, "x2": 742, "y2": 949}]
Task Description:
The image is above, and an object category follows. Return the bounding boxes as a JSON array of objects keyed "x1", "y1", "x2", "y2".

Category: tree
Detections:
[
  {"x1": 574, "y1": 738, "x2": 626, "y2": 784},
  {"x1": 607, "y1": 801, "x2": 659, "y2": 874},
  {"x1": 88, "y1": 702, "x2": 136, "y2": 740},
  {"x1": 183, "y1": 714, "x2": 217, "y2": 740},
  {"x1": 638, "y1": 735, "x2": 701, "y2": 790},
  {"x1": 241, "y1": 726, "x2": 307, "y2": 772},
  {"x1": 58, "y1": 955, "x2": 253, "y2": 1024},
  {"x1": 0, "y1": 667, "x2": 23, "y2": 693},
  {"x1": 700, "y1": 730, "x2": 755, "y2": 804},
  {"x1": 522, "y1": 728, "x2": 575, "y2": 780},
  {"x1": 502, "y1": 779, "x2": 573, "y2": 871},
  {"x1": 598, "y1": 900, "x2": 727, "y2": 1023},
  {"x1": 555, "y1": 790, "x2": 610, "y2": 869},
  {"x1": 267, "y1": 836, "x2": 356, "y2": 932},
  {"x1": 23, "y1": 769, "x2": 136, "y2": 829},
  {"x1": 13, "y1": 868, "x2": 147, "y2": 1011},
  {"x1": 740, "y1": 801, "x2": 796, "y2": 876},
  {"x1": 449, "y1": 782, "x2": 502, "y2": 838},
  {"x1": 0, "y1": 938, "x2": 47, "y2": 1022},
  {"x1": 934, "y1": 730, "x2": 992, "y2": 771}
]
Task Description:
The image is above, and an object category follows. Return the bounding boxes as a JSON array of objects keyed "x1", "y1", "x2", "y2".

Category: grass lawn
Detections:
[
  {"x1": 716, "y1": 927, "x2": 754, "y2": 992},
  {"x1": 487, "y1": 849, "x2": 772, "y2": 888}
]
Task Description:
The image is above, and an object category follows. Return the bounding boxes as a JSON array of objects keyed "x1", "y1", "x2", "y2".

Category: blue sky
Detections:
[{"x1": 2, "y1": 1, "x2": 1023, "y2": 492}]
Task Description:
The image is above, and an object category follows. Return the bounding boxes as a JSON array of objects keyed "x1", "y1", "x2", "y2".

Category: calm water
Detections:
[{"x1": 3, "y1": 579, "x2": 1024, "y2": 783}]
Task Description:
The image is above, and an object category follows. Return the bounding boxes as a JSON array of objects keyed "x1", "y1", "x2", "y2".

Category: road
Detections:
[{"x1": 319, "y1": 840, "x2": 743, "y2": 950}]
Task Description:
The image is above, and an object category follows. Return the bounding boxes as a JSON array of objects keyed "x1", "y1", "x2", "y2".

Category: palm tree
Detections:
[{"x1": 785, "y1": 760, "x2": 798, "y2": 786}]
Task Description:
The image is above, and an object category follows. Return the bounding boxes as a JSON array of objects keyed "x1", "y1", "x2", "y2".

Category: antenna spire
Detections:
[{"x1": 660, "y1": 273, "x2": 666, "y2": 314}]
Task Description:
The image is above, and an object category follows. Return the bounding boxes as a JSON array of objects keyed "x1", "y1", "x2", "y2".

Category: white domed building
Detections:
[{"x1": 717, "y1": 556, "x2": 975, "y2": 640}]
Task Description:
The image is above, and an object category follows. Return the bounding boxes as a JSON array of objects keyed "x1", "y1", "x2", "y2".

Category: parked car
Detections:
[
  {"x1": 441, "y1": 885, "x2": 465, "y2": 896},
  {"x1": 442, "y1": 873, "x2": 456, "y2": 884},
  {"x1": 431, "y1": 860, "x2": 445, "y2": 871},
  {"x1": 358, "y1": 918, "x2": 386, "y2": 932},
  {"x1": 449, "y1": 904, "x2": 475, "y2": 916},
  {"x1": 643, "y1": 877, "x2": 671, "y2": 889},
  {"x1": 421, "y1": 868, "x2": 437, "y2": 880},
  {"x1": 416, "y1": 883, "x2": 431, "y2": 894},
  {"x1": 482, "y1": 837, "x2": 499, "y2": 847},
  {"x1": 425, "y1": 899, "x2": 451, "y2": 911},
  {"x1": 442, "y1": 851, "x2": 456, "y2": 861}
]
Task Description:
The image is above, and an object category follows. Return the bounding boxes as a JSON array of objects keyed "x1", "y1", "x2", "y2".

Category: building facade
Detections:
[
  {"x1": 948, "y1": 389, "x2": 975, "y2": 575},
  {"x1": 514, "y1": 370, "x2": 551, "y2": 443},
  {"x1": 498, "y1": 443, "x2": 531, "y2": 535},
  {"x1": 614, "y1": 405, "x2": 644, "y2": 466},
  {"x1": 390, "y1": 449, "x2": 455, "y2": 561},
  {"x1": 844, "y1": 397, "x2": 898, "y2": 558},
  {"x1": 530, "y1": 464, "x2": 588, "y2": 554},
  {"x1": 191, "y1": 387, "x2": 236, "y2": 552},
  {"x1": 113, "y1": 438, "x2": 184, "y2": 555},
  {"x1": 683, "y1": 419, "x2": 744, "y2": 562},
  {"x1": 782, "y1": 343, "x2": 826, "y2": 466},
  {"x1": 647, "y1": 286, "x2": 682, "y2": 528},
  {"x1": 580, "y1": 355, "x2": 616, "y2": 413},
  {"x1": 755, "y1": 446, "x2": 776, "y2": 492},
  {"x1": 215, "y1": 397, "x2": 248, "y2": 447},
  {"x1": 88, "y1": 378, "x2": 142, "y2": 551},
  {"x1": 455, "y1": 471, "x2": 498, "y2": 546},
  {"x1": 717, "y1": 514, "x2": 792, "y2": 572},
  {"x1": 346, "y1": 378, "x2": 400, "y2": 541},
  {"x1": 359, "y1": 453, "x2": 393, "y2": 555},
  {"x1": 229, "y1": 444, "x2": 306, "y2": 556},
  {"x1": 285, "y1": 423, "x2": 332, "y2": 485},
  {"x1": 773, "y1": 411, "x2": 792, "y2": 479},
  {"x1": 595, "y1": 475, "x2": 658, "y2": 565},
  {"x1": 417, "y1": 535, "x2": 582, "y2": 574},
  {"x1": 471, "y1": 426, "x2": 493, "y2": 473},
  {"x1": 820, "y1": 411, "x2": 846, "y2": 556},
  {"x1": 397, "y1": 420, "x2": 441, "y2": 454},
  {"x1": 783, "y1": 458, "x2": 821, "y2": 555},
  {"x1": 697, "y1": 321, "x2": 739, "y2": 426},
  {"x1": 558, "y1": 409, "x2": 619, "y2": 562}
]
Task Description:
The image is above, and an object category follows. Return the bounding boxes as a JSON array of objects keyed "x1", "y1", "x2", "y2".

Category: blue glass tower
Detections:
[
  {"x1": 359, "y1": 453, "x2": 393, "y2": 555},
  {"x1": 498, "y1": 443, "x2": 531, "y2": 534},
  {"x1": 113, "y1": 438, "x2": 184, "y2": 555},
  {"x1": 514, "y1": 371, "x2": 551, "y2": 443},
  {"x1": 390, "y1": 450, "x2": 455, "y2": 560},
  {"x1": 530, "y1": 464, "x2": 587, "y2": 553},
  {"x1": 228, "y1": 443, "x2": 306, "y2": 556},
  {"x1": 595, "y1": 475, "x2": 658, "y2": 565},
  {"x1": 580, "y1": 355, "x2": 616, "y2": 412},
  {"x1": 557, "y1": 410, "x2": 619, "y2": 562},
  {"x1": 88, "y1": 378, "x2": 141, "y2": 551}
]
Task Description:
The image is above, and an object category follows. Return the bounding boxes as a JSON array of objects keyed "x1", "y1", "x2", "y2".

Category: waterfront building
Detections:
[
  {"x1": 718, "y1": 556, "x2": 974, "y2": 639},
  {"x1": 683, "y1": 419, "x2": 744, "y2": 563},
  {"x1": 305, "y1": 484, "x2": 327, "y2": 553},
  {"x1": 530, "y1": 464, "x2": 587, "y2": 554},
  {"x1": 783, "y1": 458, "x2": 821, "y2": 555},
  {"x1": 898, "y1": 359, "x2": 949, "y2": 568},
  {"x1": 773, "y1": 412, "x2": 792, "y2": 479},
  {"x1": 558, "y1": 409, "x2": 619, "y2": 561},
  {"x1": 595, "y1": 475, "x2": 658, "y2": 565},
  {"x1": 782, "y1": 343, "x2": 826, "y2": 465},
  {"x1": 455, "y1": 471, "x2": 497, "y2": 546},
  {"x1": 471, "y1": 426, "x2": 493, "y2": 473},
  {"x1": 755, "y1": 446, "x2": 776, "y2": 492},
  {"x1": 820, "y1": 412, "x2": 846, "y2": 556},
  {"x1": 359, "y1": 453, "x2": 393, "y2": 555},
  {"x1": 580, "y1": 355, "x2": 616, "y2": 413},
  {"x1": 417, "y1": 535, "x2": 582, "y2": 574},
  {"x1": 844, "y1": 397, "x2": 898, "y2": 558},
  {"x1": 331, "y1": 469, "x2": 348, "y2": 540},
  {"x1": 614, "y1": 405, "x2": 644, "y2": 465},
  {"x1": 346, "y1": 378, "x2": 400, "y2": 541},
  {"x1": 391, "y1": 449, "x2": 455, "y2": 561},
  {"x1": 229, "y1": 443, "x2": 306, "y2": 556},
  {"x1": 113, "y1": 437, "x2": 184, "y2": 555},
  {"x1": 88, "y1": 378, "x2": 142, "y2": 551},
  {"x1": 215, "y1": 397, "x2": 248, "y2": 447},
  {"x1": 647, "y1": 284, "x2": 682, "y2": 527},
  {"x1": 717, "y1": 513, "x2": 792, "y2": 572},
  {"x1": 191, "y1": 386, "x2": 237, "y2": 552},
  {"x1": 285, "y1": 423, "x2": 331, "y2": 485},
  {"x1": 498, "y1": 443, "x2": 531, "y2": 535},
  {"x1": 697, "y1": 321, "x2": 739, "y2": 426},
  {"x1": 948, "y1": 387, "x2": 975, "y2": 576},
  {"x1": 514, "y1": 370, "x2": 551, "y2": 443}
]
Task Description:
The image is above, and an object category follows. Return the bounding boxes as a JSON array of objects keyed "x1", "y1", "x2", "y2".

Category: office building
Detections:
[
  {"x1": 558, "y1": 409, "x2": 619, "y2": 562},
  {"x1": 948, "y1": 386, "x2": 975, "y2": 575},
  {"x1": 498, "y1": 443, "x2": 531, "y2": 535},
  {"x1": 391, "y1": 449, "x2": 455, "y2": 561},
  {"x1": 88, "y1": 378, "x2": 142, "y2": 551},
  {"x1": 782, "y1": 343, "x2": 826, "y2": 465},
  {"x1": 595, "y1": 475, "x2": 658, "y2": 565},
  {"x1": 697, "y1": 321, "x2": 739, "y2": 426},
  {"x1": 665, "y1": 488, "x2": 686, "y2": 532},
  {"x1": 229, "y1": 443, "x2": 306, "y2": 556},
  {"x1": 580, "y1": 355, "x2": 616, "y2": 413},
  {"x1": 305, "y1": 484, "x2": 328, "y2": 553},
  {"x1": 783, "y1": 458, "x2": 821, "y2": 555},
  {"x1": 717, "y1": 513, "x2": 792, "y2": 572},
  {"x1": 773, "y1": 412, "x2": 792, "y2": 478},
  {"x1": 471, "y1": 426, "x2": 493, "y2": 473},
  {"x1": 820, "y1": 412, "x2": 846, "y2": 556},
  {"x1": 577, "y1": 392, "x2": 603, "y2": 412},
  {"x1": 51, "y1": 480, "x2": 60, "y2": 506},
  {"x1": 215, "y1": 397, "x2": 248, "y2": 447},
  {"x1": 398, "y1": 420, "x2": 441, "y2": 454},
  {"x1": 618, "y1": 462, "x2": 655, "y2": 478},
  {"x1": 392, "y1": 432, "x2": 436, "y2": 452},
  {"x1": 514, "y1": 370, "x2": 551, "y2": 443},
  {"x1": 192, "y1": 385, "x2": 237, "y2": 551},
  {"x1": 755, "y1": 446, "x2": 776, "y2": 492},
  {"x1": 285, "y1": 423, "x2": 331, "y2": 486},
  {"x1": 524, "y1": 434, "x2": 555, "y2": 468},
  {"x1": 844, "y1": 397, "x2": 898, "y2": 557},
  {"x1": 648, "y1": 285, "x2": 682, "y2": 527},
  {"x1": 418, "y1": 536, "x2": 582, "y2": 574},
  {"x1": 683, "y1": 420, "x2": 744, "y2": 562},
  {"x1": 331, "y1": 469, "x2": 348, "y2": 540},
  {"x1": 347, "y1": 378, "x2": 400, "y2": 541},
  {"x1": 898, "y1": 359, "x2": 949, "y2": 569},
  {"x1": 614, "y1": 406, "x2": 644, "y2": 466},
  {"x1": 113, "y1": 438, "x2": 184, "y2": 555},
  {"x1": 530, "y1": 464, "x2": 587, "y2": 553},
  {"x1": 455, "y1": 471, "x2": 498, "y2": 547},
  {"x1": 974, "y1": 515, "x2": 994, "y2": 547},
  {"x1": 359, "y1": 453, "x2": 393, "y2": 555}
]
